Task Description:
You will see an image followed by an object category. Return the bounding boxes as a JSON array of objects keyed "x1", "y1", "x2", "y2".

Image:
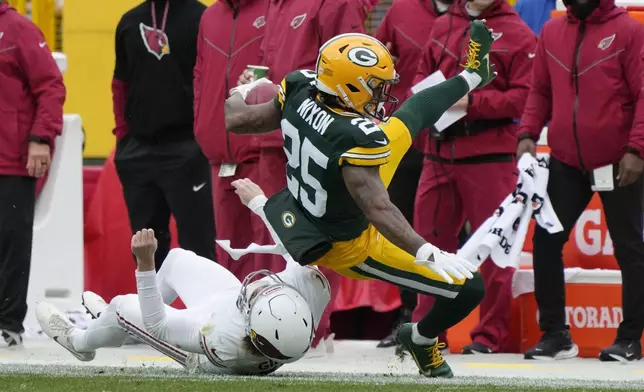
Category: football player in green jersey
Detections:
[{"x1": 223, "y1": 20, "x2": 496, "y2": 378}]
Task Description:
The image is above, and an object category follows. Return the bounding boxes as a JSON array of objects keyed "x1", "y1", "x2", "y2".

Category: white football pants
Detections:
[{"x1": 70, "y1": 249, "x2": 241, "y2": 352}]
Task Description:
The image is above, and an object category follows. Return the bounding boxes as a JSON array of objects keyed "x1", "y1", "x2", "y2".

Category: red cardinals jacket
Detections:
[
  {"x1": 0, "y1": 3, "x2": 65, "y2": 177},
  {"x1": 519, "y1": 0, "x2": 644, "y2": 170},
  {"x1": 193, "y1": 0, "x2": 265, "y2": 164},
  {"x1": 375, "y1": 0, "x2": 446, "y2": 151},
  {"x1": 413, "y1": 0, "x2": 536, "y2": 159},
  {"x1": 259, "y1": 0, "x2": 366, "y2": 148}
]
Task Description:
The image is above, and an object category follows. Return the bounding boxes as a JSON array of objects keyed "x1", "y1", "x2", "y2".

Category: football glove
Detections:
[
  {"x1": 229, "y1": 77, "x2": 273, "y2": 101},
  {"x1": 415, "y1": 243, "x2": 477, "y2": 284}
]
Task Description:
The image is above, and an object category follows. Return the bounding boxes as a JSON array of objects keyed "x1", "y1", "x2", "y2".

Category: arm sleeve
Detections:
[
  {"x1": 273, "y1": 77, "x2": 287, "y2": 112},
  {"x1": 193, "y1": 16, "x2": 205, "y2": 132},
  {"x1": 467, "y1": 32, "x2": 537, "y2": 120},
  {"x1": 393, "y1": 74, "x2": 470, "y2": 139},
  {"x1": 624, "y1": 26, "x2": 644, "y2": 156},
  {"x1": 338, "y1": 144, "x2": 392, "y2": 167},
  {"x1": 518, "y1": 32, "x2": 551, "y2": 141},
  {"x1": 113, "y1": 18, "x2": 129, "y2": 82},
  {"x1": 317, "y1": 0, "x2": 366, "y2": 42},
  {"x1": 16, "y1": 23, "x2": 66, "y2": 146},
  {"x1": 112, "y1": 79, "x2": 129, "y2": 140},
  {"x1": 135, "y1": 270, "x2": 204, "y2": 353},
  {"x1": 112, "y1": 19, "x2": 129, "y2": 140}
]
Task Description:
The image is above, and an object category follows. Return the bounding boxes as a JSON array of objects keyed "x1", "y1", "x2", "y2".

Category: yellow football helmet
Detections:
[{"x1": 315, "y1": 33, "x2": 399, "y2": 121}]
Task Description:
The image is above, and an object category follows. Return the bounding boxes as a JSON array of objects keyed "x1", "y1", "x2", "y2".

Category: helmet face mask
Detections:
[
  {"x1": 363, "y1": 75, "x2": 399, "y2": 121},
  {"x1": 315, "y1": 33, "x2": 399, "y2": 122},
  {"x1": 236, "y1": 270, "x2": 314, "y2": 363}
]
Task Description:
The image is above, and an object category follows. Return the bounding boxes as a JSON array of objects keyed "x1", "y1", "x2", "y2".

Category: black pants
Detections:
[
  {"x1": 533, "y1": 157, "x2": 644, "y2": 341},
  {"x1": 0, "y1": 175, "x2": 36, "y2": 333},
  {"x1": 388, "y1": 148, "x2": 423, "y2": 312},
  {"x1": 115, "y1": 137, "x2": 216, "y2": 270}
]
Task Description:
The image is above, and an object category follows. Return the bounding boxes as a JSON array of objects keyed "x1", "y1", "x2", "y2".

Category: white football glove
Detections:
[
  {"x1": 415, "y1": 243, "x2": 477, "y2": 284},
  {"x1": 228, "y1": 77, "x2": 273, "y2": 101}
]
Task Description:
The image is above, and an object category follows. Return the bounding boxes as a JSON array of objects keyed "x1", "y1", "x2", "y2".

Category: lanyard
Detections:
[{"x1": 151, "y1": 1, "x2": 170, "y2": 43}]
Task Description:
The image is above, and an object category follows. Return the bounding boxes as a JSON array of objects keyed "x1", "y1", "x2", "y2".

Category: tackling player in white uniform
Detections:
[{"x1": 35, "y1": 184, "x2": 331, "y2": 375}]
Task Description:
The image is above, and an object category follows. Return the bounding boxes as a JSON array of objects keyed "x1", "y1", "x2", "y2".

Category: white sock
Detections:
[
  {"x1": 458, "y1": 71, "x2": 482, "y2": 92},
  {"x1": 411, "y1": 323, "x2": 437, "y2": 346},
  {"x1": 71, "y1": 304, "x2": 128, "y2": 352}
]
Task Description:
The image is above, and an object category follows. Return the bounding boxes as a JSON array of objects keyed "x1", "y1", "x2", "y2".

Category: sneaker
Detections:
[
  {"x1": 462, "y1": 19, "x2": 496, "y2": 89},
  {"x1": 524, "y1": 329, "x2": 579, "y2": 360},
  {"x1": 462, "y1": 341, "x2": 493, "y2": 354},
  {"x1": 396, "y1": 323, "x2": 453, "y2": 378},
  {"x1": 81, "y1": 291, "x2": 108, "y2": 319},
  {"x1": 599, "y1": 340, "x2": 642, "y2": 362},
  {"x1": 35, "y1": 302, "x2": 95, "y2": 362},
  {"x1": 0, "y1": 330, "x2": 23, "y2": 349}
]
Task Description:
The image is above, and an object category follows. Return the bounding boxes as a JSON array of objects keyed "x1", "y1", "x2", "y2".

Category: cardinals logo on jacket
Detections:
[
  {"x1": 598, "y1": 34, "x2": 616, "y2": 51},
  {"x1": 139, "y1": 23, "x2": 170, "y2": 60}
]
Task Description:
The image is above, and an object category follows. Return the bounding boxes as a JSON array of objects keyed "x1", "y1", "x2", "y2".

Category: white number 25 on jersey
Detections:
[{"x1": 281, "y1": 119, "x2": 329, "y2": 218}]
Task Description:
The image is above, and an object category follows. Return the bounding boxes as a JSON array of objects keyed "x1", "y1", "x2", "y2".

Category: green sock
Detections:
[{"x1": 416, "y1": 272, "x2": 485, "y2": 339}]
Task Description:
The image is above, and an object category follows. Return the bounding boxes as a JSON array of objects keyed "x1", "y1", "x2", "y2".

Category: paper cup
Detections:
[{"x1": 247, "y1": 65, "x2": 269, "y2": 80}]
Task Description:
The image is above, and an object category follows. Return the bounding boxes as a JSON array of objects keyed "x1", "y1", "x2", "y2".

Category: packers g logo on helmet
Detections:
[
  {"x1": 315, "y1": 33, "x2": 399, "y2": 121},
  {"x1": 347, "y1": 47, "x2": 379, "y2": 67}
]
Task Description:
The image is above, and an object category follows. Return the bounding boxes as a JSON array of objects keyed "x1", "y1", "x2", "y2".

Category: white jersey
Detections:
[{"x1": 197, "y1": 262, "x2": 331, "y2": 375}]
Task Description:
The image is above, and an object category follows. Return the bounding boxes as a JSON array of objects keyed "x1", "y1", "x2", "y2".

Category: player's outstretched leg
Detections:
[
  {"x1": 395, "y1": 273, "x2": 485, "y2": 378},
  {"x1": 35, "y1": 302, "x2": 96, "y2": 362},
  {"x1": 82, "y1": 291, "x2": 108, "y2": 319}
]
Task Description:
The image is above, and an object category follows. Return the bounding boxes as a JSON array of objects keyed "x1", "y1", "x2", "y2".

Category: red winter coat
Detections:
[
  {"x1": 519, "y1": 0, "x2": 644, "y2": 170},
  {"x1": 194, "y1": 0, "x2": 265, "y2": 164},
  {"x1": 0, "y1": 3, "x2": 65, "y2": 176},
  {"x1": 259, "y1": 0, "x2": 366, "y2": 148},
  {"x1": 375, "y1": 0, "x2": 444, "y2": 109},
  {"x1": 413, "y1": 0, "x2": 536, "y2": 159},
  {"x1": 375, "y1": 0, "x2": 446, "y2": 151}
]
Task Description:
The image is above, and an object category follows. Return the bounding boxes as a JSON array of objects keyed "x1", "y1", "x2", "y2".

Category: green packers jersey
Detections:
[{"x1": 272, "y1": 70, "x2": 393, "y2": 242}]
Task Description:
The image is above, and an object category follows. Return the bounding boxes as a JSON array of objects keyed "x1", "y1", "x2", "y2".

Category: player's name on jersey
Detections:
[{"x1": 296, "y1": 98, "x2": 335, "y2": 135}]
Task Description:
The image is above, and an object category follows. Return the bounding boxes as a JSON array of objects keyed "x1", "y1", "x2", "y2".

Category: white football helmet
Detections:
[{"x1": 237, "y1": 270, "x2": 315, "y2": 363}]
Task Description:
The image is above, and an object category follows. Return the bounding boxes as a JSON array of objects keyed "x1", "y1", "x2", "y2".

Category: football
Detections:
[{"x1": 245, "y1": 82, "x2": 280, "y2": 105}]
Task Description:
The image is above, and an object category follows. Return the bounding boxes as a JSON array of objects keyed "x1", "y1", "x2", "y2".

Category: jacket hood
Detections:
[
  {"x1": 0, "y1": 2, "x2": 12, "y2": 15},
  {"x1": 565, "y1": 0, "x2": 624, "y2": 23},
  {"x1": 450, "y1": 0, "x2": 517, "y2": 20}
]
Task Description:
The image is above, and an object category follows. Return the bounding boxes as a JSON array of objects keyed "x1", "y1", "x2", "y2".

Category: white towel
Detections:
[
  {"x1": 457, "y1": 154, "x2": 563, "y2": 269},
  {"x1": 216, "y1": 240, "x2": 286, "y2": 261}
]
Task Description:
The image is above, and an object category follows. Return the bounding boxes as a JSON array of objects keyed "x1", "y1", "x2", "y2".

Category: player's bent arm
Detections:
[
  {"x1": 135, "y1": 271, "x2": 204, "y2": 353},
  {"x1": 224, "y1": 93, "x2": 282, "y2": 134},
  {"x1": 342, "y1": 165, "x2": 426, "y2": 256}
]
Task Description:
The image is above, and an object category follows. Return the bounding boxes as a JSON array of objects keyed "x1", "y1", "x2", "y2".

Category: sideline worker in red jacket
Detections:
[
  {"x1": 518, "y1": 0, "x2": 644, "y2": 362},
  {"x1": 236, "y1": 0, "x2": 366, "y2": 347},
  {"x1": 194, "y1": 0, "x2": 267, "y2": 278},
  {"x1": 373, "y1": 0, "x2": 453, "y2": 350},
  {"x1": 412, "y1": 0, "x2": 536, "y2": 354},
  {"x1": 0, "y1": 1, "x2": 65, "y2": 348}
]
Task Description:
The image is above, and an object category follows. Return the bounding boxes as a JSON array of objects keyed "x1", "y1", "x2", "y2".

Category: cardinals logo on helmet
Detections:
[{"x1": 139, "y1": 23, "x2": 170, "y2": 60}]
